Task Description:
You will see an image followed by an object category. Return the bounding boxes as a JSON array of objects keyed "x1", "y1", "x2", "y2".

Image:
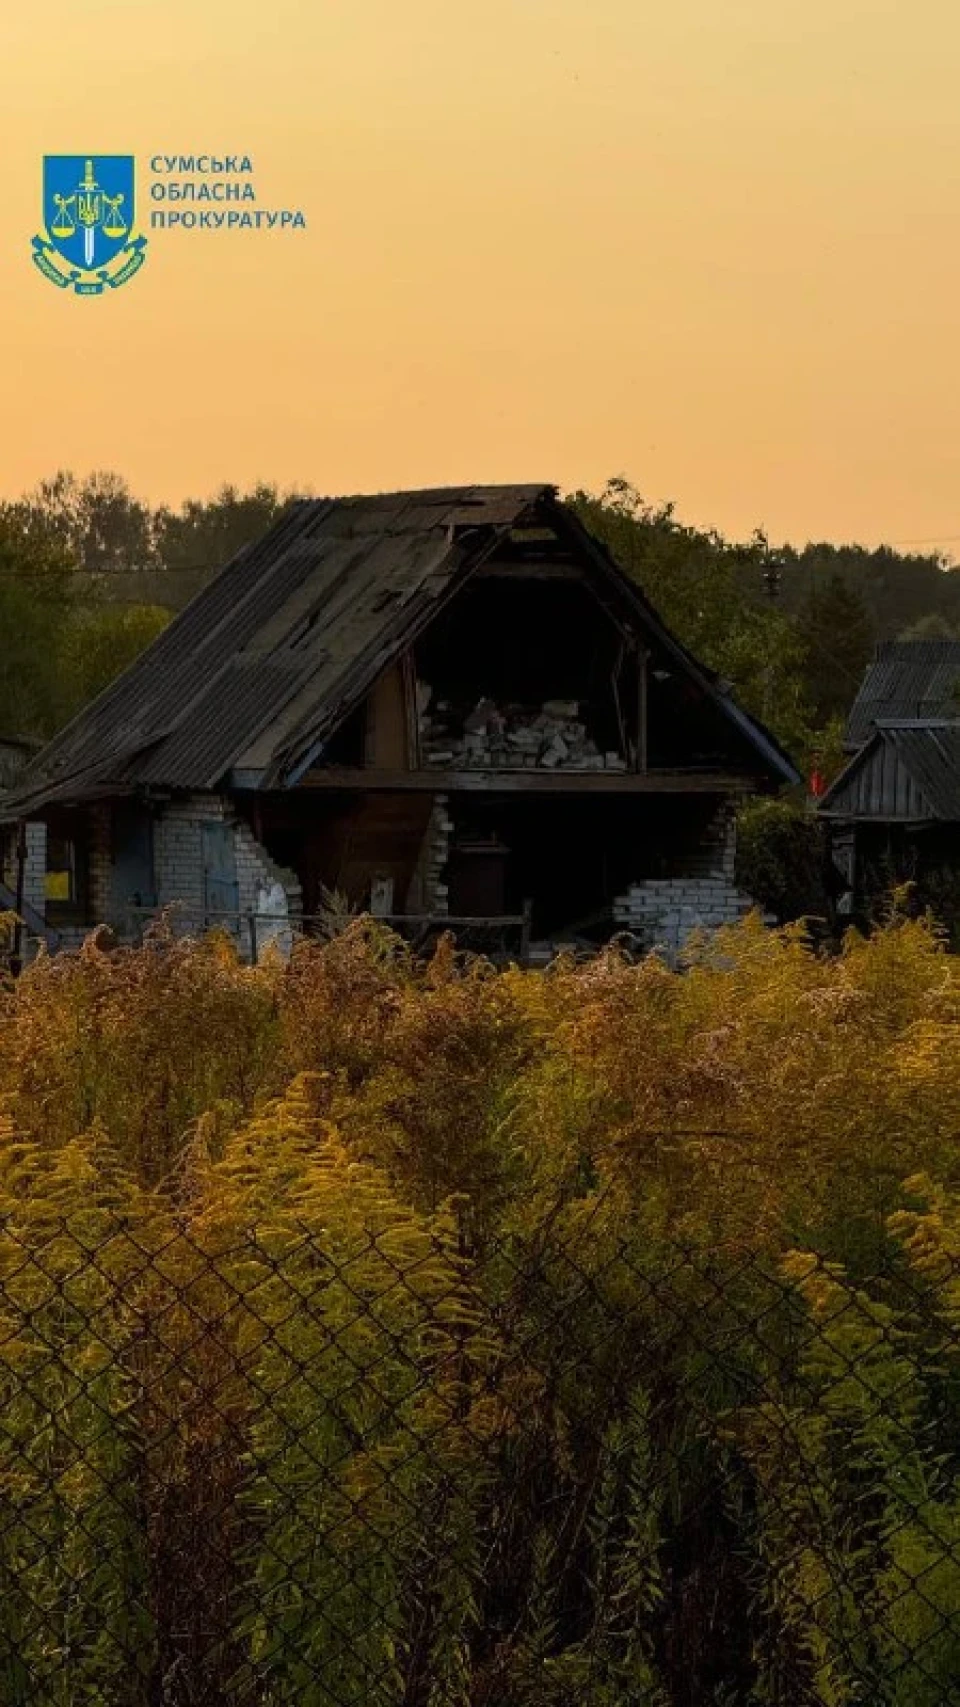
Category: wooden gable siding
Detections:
[
  {"x1": 827, "y1": 740, "x2": 933, "y2": 821},
  {"x1": 363, "y1": 658, "x2": 418, "y2": 770}
]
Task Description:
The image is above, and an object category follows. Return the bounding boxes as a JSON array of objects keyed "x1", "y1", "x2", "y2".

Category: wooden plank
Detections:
[
  {"x1": 611, "y1": 642, "x2": 628, "y2": 759},
  {"x1": 400, "y1": 650, "x2": 421, "y2": 769},
  {"x1": 365, "y1": 663, "x2": 408, "y2": 769},
  {"x1": 299, "y1": 767, "x2": 758, "y2": 795},
  {"x1": 473, "y1": 560, "x2": 582, "y2": 581},
  {"x1": 637, "y1": 647, "x2": 649, "y2": 773}
]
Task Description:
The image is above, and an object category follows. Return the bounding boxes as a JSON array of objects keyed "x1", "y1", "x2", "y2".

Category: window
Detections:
[
  {"x1": 44, "y1": 812, "x2": 89, "y2": 920},
  {"x1": 45, "y1": 832, "x2": 78, "y2": 903}
]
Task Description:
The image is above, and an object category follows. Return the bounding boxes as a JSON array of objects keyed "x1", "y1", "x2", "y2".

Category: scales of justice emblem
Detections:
[{"x1": 33, "y1": 155, "x2": 147, "y2": 295}]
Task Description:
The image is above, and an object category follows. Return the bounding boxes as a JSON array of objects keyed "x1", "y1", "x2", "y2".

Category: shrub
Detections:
[{"x1": 736, "y1": 796, "x2": 832, "y2": 924}]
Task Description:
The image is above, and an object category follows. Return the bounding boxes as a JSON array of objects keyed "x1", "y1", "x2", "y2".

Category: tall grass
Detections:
[{"x1": 0, "y1": 914, "x2": 958, "y2": 1703}]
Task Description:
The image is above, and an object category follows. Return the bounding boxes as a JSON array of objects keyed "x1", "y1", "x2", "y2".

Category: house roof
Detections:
[
  {"x1": 844, "y1": 640, "x2": 960, "y2": 748},
  {"x1": 9, "y1": 484, "x2": 799, "y2": 814},
  {"x1": 819, "y1": 720, "x2": 960, "y2": 821}
]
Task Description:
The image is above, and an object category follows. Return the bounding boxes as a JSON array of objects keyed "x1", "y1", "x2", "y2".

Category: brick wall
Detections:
[
  {"x1": 88, "y1": 805, "x2": 113, "y2": 920},
  {"x1": 612, "y1": 804, "x2": 766, "y2": 962},
  {"x1": 151, "y1": 793, "x2": 301, "y2": 959},
  {"x1": 234, "y1": 819, "x2": 302, "y2": 920},
  {"x1": 22, "y1": 823, "x2": 46, "y2": 920},
  {"x1": 0, "y1": 823, "x2": 48, "y2": 959},
  {"x1": 415, "y1": 793, "x2": 451, "y2": 915},
  {"x1": 18, "y1": 793, "x2": 302, "y2": 960},
  {"x1": 154, "y1": 794, "x2": 230, "y2": 915}
]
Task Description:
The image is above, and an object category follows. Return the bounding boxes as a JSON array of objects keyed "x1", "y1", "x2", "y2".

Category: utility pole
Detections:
[{"x1": 761, "y1": 549, "x2": 783, "y2": 722}]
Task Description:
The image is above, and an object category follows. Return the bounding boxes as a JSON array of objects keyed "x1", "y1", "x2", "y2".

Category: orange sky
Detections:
[{"x1": 5, "y1": 0, "x2": 960, "y2": 551}]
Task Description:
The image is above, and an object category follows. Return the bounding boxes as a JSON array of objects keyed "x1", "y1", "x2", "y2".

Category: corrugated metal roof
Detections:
[
  {"x1": 845, "y1": 640, "x2": 960, "y2": 748},
  {"x1": 10, "y1": 483, "x2": 799, "y2": 813},
  {"x1": 819, "y1": 721, "x2": 960, "y2": 820}
]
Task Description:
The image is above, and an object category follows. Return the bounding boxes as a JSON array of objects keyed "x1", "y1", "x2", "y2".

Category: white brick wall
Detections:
[
  {"x1": 418, "y1": 793, "x2": 451, "y2": 915},
  {"x1": 1, "y1": 823, "x2": 48, "y2": 959},
  {"x1": 612, "y1": 877, "x2": 758, "y2": 955},
  {"x1": 152, "y1": 793, "x2": 301, "y2": 958},
  {"x1": 234, "y1": 820, "x2": 301, "y2": 918},
  {"x1": 22, "y1": 823, "x2": 46, "y2": 919},
  {"x1": 154, "y1": 793, "x2": 229, "y2": 915},
  {"x1": 10, "y1": 795, "x2": 302, "y2": 960},
  {"x1": 612, "y1": 807, "x2": 764, "y2": 961}
]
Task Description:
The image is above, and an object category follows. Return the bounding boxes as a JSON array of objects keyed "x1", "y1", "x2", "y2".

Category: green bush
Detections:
[{"x1": 736, "y1": 796, "x2": 831, "y2": 923}]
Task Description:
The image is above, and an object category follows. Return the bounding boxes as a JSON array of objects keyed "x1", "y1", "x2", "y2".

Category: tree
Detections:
[
  {"x1": 0, "y1": 509, "x2": 78, "y2": 737},
  {"x1": 796, "y1": 572, "x2": 875, "y2": 725},
  {"x1": 154, "y1": 482, "x2": 292, "y2": 572},
  {"x1": 899, "y1": 611, "x2": 960, "y2": 642},
  {"x1": 8, "y1": 469, "x2": 158, "y2": 574},
  {"x1": 760, "y1": 541, "x2": 960, "y2": 642},
  {"x1": 61, "y1": 603, "x2": 171, "y2": 712},
  {"x1": 569, "y1": 479, "x2": 815, "y2": 761},
  {"x1": 0, "y1": 503, "x2": 171, "y2": 741}
]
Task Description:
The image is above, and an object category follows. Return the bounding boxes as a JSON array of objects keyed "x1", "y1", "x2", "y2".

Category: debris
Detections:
[{"x1": 417, "y1": 685, "x2": 626, "y2": 773}]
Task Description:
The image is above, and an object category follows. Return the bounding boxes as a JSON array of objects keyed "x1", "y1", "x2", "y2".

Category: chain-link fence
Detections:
[{"x1": 1, "y1": 1208, "x2": 959, "y2": 1705}]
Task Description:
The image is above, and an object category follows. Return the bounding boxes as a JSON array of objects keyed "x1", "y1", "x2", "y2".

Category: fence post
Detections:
[
  {"x1": 11, "y1": 819, "x2": 27, "y2": 976},
  {"x1": 520, "y1": 898, "x2": 533, "y2": 966},
  {"x1": 247, "y1": 911, "x2": 258, "y2": 966}
]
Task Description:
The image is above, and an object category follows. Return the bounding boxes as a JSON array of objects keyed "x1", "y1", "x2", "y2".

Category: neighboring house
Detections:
[
  {"x1": 818, "y1": 640, "x2": 960, "y2": 911},
  {"x1": 6, "y1": 485, "x2": 799, "y2": 962}
]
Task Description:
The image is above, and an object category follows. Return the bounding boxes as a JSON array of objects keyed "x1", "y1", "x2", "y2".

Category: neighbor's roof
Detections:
[
  {"x1": 9, "y1": 483, "x2": 799, "y2": 813},
  {"x1": 845, "y1": 639, "x2": 960, "y2": 749},
  {"x1": 819, "y1": 720, "x2": 960, "y2": 821}
]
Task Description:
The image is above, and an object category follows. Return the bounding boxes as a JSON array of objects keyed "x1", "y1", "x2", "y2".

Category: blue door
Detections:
[
  {"x1": 112, "y1": 803, "x2": 156, "y2": 924},
  {"x1": 202, "y1": 821, "x2": 239, "y2": 927}
]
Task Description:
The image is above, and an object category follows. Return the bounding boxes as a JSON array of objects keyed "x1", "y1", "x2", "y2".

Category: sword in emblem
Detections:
[{"x1": 77, "y1": 159, "x2": 101, "y2": 269}]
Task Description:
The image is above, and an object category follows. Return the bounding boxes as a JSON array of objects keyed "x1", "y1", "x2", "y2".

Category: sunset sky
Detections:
[{"x1": 5, "y1": 0, "x2": 960, "y2": 551}]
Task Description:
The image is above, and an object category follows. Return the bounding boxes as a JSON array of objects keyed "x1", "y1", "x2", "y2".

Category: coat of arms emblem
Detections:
[{"x1": 33, "y1": 155, "x2": 147, "y2": 295}]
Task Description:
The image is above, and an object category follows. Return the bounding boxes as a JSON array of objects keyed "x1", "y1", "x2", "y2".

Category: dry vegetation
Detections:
[{"x1": 1, "y1": 914, "x2": 959, "y2": 1704}]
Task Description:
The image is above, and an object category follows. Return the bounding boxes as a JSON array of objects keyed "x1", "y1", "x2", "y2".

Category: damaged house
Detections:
[{"x1": 6, "y1": 485, "x2": 799, "y2": 962}]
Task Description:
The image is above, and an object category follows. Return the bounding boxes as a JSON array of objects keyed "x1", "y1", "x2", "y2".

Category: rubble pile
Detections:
[{"x1": 419, "y1": 692, "x2": 627, "y2": 772}]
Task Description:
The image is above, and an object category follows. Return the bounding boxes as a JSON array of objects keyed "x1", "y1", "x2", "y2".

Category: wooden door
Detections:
[
  {"x1": 202, "y1": 821, "x2": 239, "y2": 926},
  {"x1": 448, "y1": 839, "x2": 509, "y2": 917}
]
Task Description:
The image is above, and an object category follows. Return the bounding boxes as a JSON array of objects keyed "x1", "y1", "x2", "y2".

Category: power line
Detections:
[
  {"x1": 884, "y1": 534, "x2": 960, "y2": 548},
  {"x1": 0, "y1": 562, "x2": 224, "y2": 579}
]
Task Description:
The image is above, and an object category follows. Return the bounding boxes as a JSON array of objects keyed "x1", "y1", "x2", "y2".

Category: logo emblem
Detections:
[{"x1": 33, "y1": 155, "x2": 147, "y2": 295}]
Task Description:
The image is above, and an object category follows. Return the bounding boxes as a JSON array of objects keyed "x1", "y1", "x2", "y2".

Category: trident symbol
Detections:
[{"x1": 52, "y1": 159, "x2": 128, "y2": 267}]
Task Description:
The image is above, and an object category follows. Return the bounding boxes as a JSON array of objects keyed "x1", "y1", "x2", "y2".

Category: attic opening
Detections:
[
  {"x1": 414, "y1": 573, "x2": 639, "y2": 770},
  {"x1": 410, "y1": 557, "x2": 764, "y2": 775}
]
